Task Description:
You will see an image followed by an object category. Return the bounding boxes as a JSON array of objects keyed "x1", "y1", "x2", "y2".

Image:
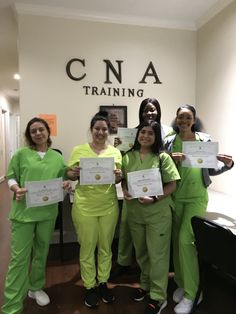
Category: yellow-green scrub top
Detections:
[
  {"x1": 68, "y1": 143, "x2": 122, "y2": 216},
  {"x1": 172, "y1": 134, "x2": 208, "y2": 201}
]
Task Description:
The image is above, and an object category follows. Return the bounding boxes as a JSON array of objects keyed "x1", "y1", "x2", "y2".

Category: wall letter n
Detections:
[{"x1": 104, "y1": 60, "x2": 123, "y2": 84}]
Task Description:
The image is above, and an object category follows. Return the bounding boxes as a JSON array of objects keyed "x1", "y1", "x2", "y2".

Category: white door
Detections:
[{"x1": 0, "y1": 108, "x2": 6, "y2": 182}]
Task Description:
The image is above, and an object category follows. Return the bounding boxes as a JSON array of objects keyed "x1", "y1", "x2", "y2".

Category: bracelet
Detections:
[{"x1": 152, "y1": 196, "x2": 159, "y2": 203}]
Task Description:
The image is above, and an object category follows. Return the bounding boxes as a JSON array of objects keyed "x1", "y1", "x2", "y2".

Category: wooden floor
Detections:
[{"x1": 1, "y1": 180, "x2": 236, "y2": 314}]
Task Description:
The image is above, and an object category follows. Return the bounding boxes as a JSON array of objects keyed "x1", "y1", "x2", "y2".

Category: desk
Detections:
[
  {"x1": 53, "y1": 187, "x2": 236, "y2": 248},
  {"x1": 117, "y1": 186, "x2": 236, "y2": 235},
  {"x1": 206, "y1": 189, "x2": 236, "y2": 235}
]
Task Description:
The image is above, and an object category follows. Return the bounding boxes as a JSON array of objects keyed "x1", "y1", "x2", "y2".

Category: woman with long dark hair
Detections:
[
  {"x1": 122, "y1": 120, "x2": 180, "y2": 314},
  {"x1": 164, "y1": 105, "x2": 234, "y2": 314},
  {"x1": 111, "y1": 98, "x2": 172, "y2": 279}
]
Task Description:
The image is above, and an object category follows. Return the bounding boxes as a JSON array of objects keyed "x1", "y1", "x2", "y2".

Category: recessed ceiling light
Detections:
[{"x1": 13, "y1": 73, "x2": 21, "y2": 80}]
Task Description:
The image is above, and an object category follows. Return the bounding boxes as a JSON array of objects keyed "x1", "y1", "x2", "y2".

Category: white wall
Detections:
[
  {"x1": 197, "y1": 1, "x2": 236, "y2": 196},
  {"x1": 18, "y1": 14, "x2": 196, "y2": 161}
]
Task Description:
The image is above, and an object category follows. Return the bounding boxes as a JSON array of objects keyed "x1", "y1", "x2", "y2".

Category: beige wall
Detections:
[
  {"x1": 18, "y1": 14, "x2": 196, "y2": 161},
  {"x1": 18, "y1": 8, "x2": 236, "y2": 196},
  {"x1": 197, "y1": 1, "x2": 236, "y2": 196}
]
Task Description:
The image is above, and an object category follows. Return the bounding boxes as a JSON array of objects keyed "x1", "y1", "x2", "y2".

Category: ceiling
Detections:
[{"x1": 0, "y1": 0, "x2": 233, "y2": 105}]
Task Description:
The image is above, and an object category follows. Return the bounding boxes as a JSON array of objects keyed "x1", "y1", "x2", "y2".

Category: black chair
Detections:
[{"x1": 191, "y1": 216, "x2": 236, "y2": 312}]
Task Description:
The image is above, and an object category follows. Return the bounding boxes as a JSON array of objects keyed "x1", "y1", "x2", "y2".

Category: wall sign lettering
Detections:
[{"x1": 66, "y1": 58, "x2": 162, "y2": 97}]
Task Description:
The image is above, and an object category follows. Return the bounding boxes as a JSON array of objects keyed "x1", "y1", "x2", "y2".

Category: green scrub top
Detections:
[
  {"x1": 122, "y1": 151, "x2": 180, "y2": 223},
  {"x1": 7, "y1": 147, "x2": 67, "y2": 222},
  {"x1": 68, "y1": 143, "x2": 122, "y2": 216},
  {"x1": 172, "y1": 135, "x2": 208, "y2": 201}
]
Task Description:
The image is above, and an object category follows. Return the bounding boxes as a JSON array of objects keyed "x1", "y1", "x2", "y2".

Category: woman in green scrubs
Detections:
[
  {"x1": 164, "y1": 105, "x2": 234, "y2": 314},
  {"x1": 111, "y1": 98, "x2": 173, "y2": 279},
  {"x1": 2, "y1": 117, "x2": 70, "y2": 314},
  {"x1": 122, "y1": 120, "x2": 180, "y2": 314}
]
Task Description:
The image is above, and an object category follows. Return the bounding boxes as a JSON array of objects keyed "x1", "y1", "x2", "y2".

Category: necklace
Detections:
[{"x1": 139, "y1": 149, "x2": 151, "y2": 161}]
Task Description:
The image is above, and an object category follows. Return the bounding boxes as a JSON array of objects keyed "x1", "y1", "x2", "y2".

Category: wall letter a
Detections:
[{"x1": 139, "y1": 62, "x2": 162, "y2": 84}]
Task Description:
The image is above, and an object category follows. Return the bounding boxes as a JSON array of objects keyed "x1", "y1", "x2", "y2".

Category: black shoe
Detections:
[
  {"x1": 132, "y1": 288, "x2": 147, "y2": 301},
  {"x1": 84, "y1": 288, "x2": 99, "y2": 308},
  {"x1": 99, "y1": 283, "x2": 115, "y2": 303},
  {"x1": 109, "y1": 263, "x2": 130, "y2": 280},
  {"x1": 145, "y1": 299, "x2": 167, "y2": 314}
]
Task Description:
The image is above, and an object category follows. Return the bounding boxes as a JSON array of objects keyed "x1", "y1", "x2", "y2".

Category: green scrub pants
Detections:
[
  {"x1": 1, "y1": 219, "x2": 56, "y2": 314},
  {"x1": 128, "y1": 204, "x2": 172, "y2": 302},
  {"x1": 173, "y1": 198, "x2": 208, "y2": 300},
  {"x1": 72, "y1": 210, "x2": 118, "y2": 289},
  {"x1": 117, "y1": 201, "x2": 133, "y2": 266}
]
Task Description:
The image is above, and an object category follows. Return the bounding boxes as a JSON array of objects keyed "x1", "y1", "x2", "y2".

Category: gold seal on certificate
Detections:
[
  {"x1": 25, "y1": 177, "x2": 64, "y2": 208},
  {"x1": 95, "y1": 174, "x2": 101, "y2": 180},
  {"x1": 127, "y1": 168, "x2": 163, "y2": 198},
  {"x1": 182, "y1": 141, "x2": 218, "y2": 168},
  {"x1": 117, "y1": 128, "x2": 138, "y2": 152},
  {"x1": 79, "y1": 157, "x2": 115, "y2": 185}
]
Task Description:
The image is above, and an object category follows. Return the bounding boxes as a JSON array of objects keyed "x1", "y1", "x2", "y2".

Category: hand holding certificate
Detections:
[
  {"x1": 182, "y1": 141, "x2": 218, "y2": 168},
  {"x1": 127, "y1": 168, "x2": 163, "y2": 198},
  {"x1": 25, "y1": 177, "x2": 63, "y2": 208},
  {"x1": 79, "y1": 157, "x2": 115, "y2": 185},
  {"x1": 116, "y1": 128, "x2": 138, "y2": 152}
]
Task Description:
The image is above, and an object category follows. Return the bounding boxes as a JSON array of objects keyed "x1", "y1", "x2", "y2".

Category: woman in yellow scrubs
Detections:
[{"x1": 67, "y1": 111, "x2": 122, "y2": 309}]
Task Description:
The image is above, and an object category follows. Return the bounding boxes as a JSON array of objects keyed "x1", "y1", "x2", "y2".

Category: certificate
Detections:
[
  {"x1": 117, "y1": 128, "x2": 137, "y2": 152},
  {"x1": 127, "y1": 168, "x2": 163, "y2": 198},
  {"x1": 80, "y1": 157, "x2": 115, "y2": 185},
  {"x1": 182, "y1": 141, "x2": 218, "y2": 168},
  {"x1": 25, "y1": 177, "x2": 63, "y2": 208}
]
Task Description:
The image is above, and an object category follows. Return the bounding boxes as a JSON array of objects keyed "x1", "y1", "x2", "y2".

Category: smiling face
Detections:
[
  {"x1": 137, "y1": 126, "x2": 155, "y2": 148},
  {"x1": 91, "y1": 120, "x2": 109, "y2": 145},
  {"x1": 176, "y1": 108, "x2": 195, "y2": 133},
  {"x1": 29, "y1": 121, "x2": 49, "y2": 150},
  {"x1": 142, "y1": 103, "x2": 158, "y2": 122}
]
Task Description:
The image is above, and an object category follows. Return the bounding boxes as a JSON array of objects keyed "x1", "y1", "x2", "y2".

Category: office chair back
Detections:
[{"x1": 191, "y1": 216, "x2": 236, "y2": 282}]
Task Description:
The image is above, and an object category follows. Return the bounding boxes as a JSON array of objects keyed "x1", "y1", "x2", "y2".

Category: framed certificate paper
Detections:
[
  {"x1": 182, "y1": 141, "x2": 218, "y2": 168},
  {"x1": 25, "y1": 177, "x2": 63, "y2": 208},
  {"x1": 117, "y1": 127, "x2": 138, "y2": 152},
  {"x1": 127, "y1": 168, "x2": 163, "y2": 198},
  {"x1": 80, "y1": 157, "x2": 115, "y2": 185}
]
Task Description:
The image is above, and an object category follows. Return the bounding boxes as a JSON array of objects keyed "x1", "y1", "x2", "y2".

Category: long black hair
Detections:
[
  {"x1": 138, "y1": 98, "x2": 161, "y2": 125},
  {"x1": 127, "y1": 120, "x2": 163, "y2": 155},
  {"x1": 25, "y1": 117, "x2": 52, "y2": 148}
]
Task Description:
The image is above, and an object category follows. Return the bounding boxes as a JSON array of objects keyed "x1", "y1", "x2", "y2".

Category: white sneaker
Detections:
[
  {"x1": 174, "y1": 294, "x2": 203, "y2": 314},
  {"x1": 173, "y1": 287, "x2": 184, "y2": 303},
  {"x1": 28, "y1": 290, "x2": 50, "y2": 306}
]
